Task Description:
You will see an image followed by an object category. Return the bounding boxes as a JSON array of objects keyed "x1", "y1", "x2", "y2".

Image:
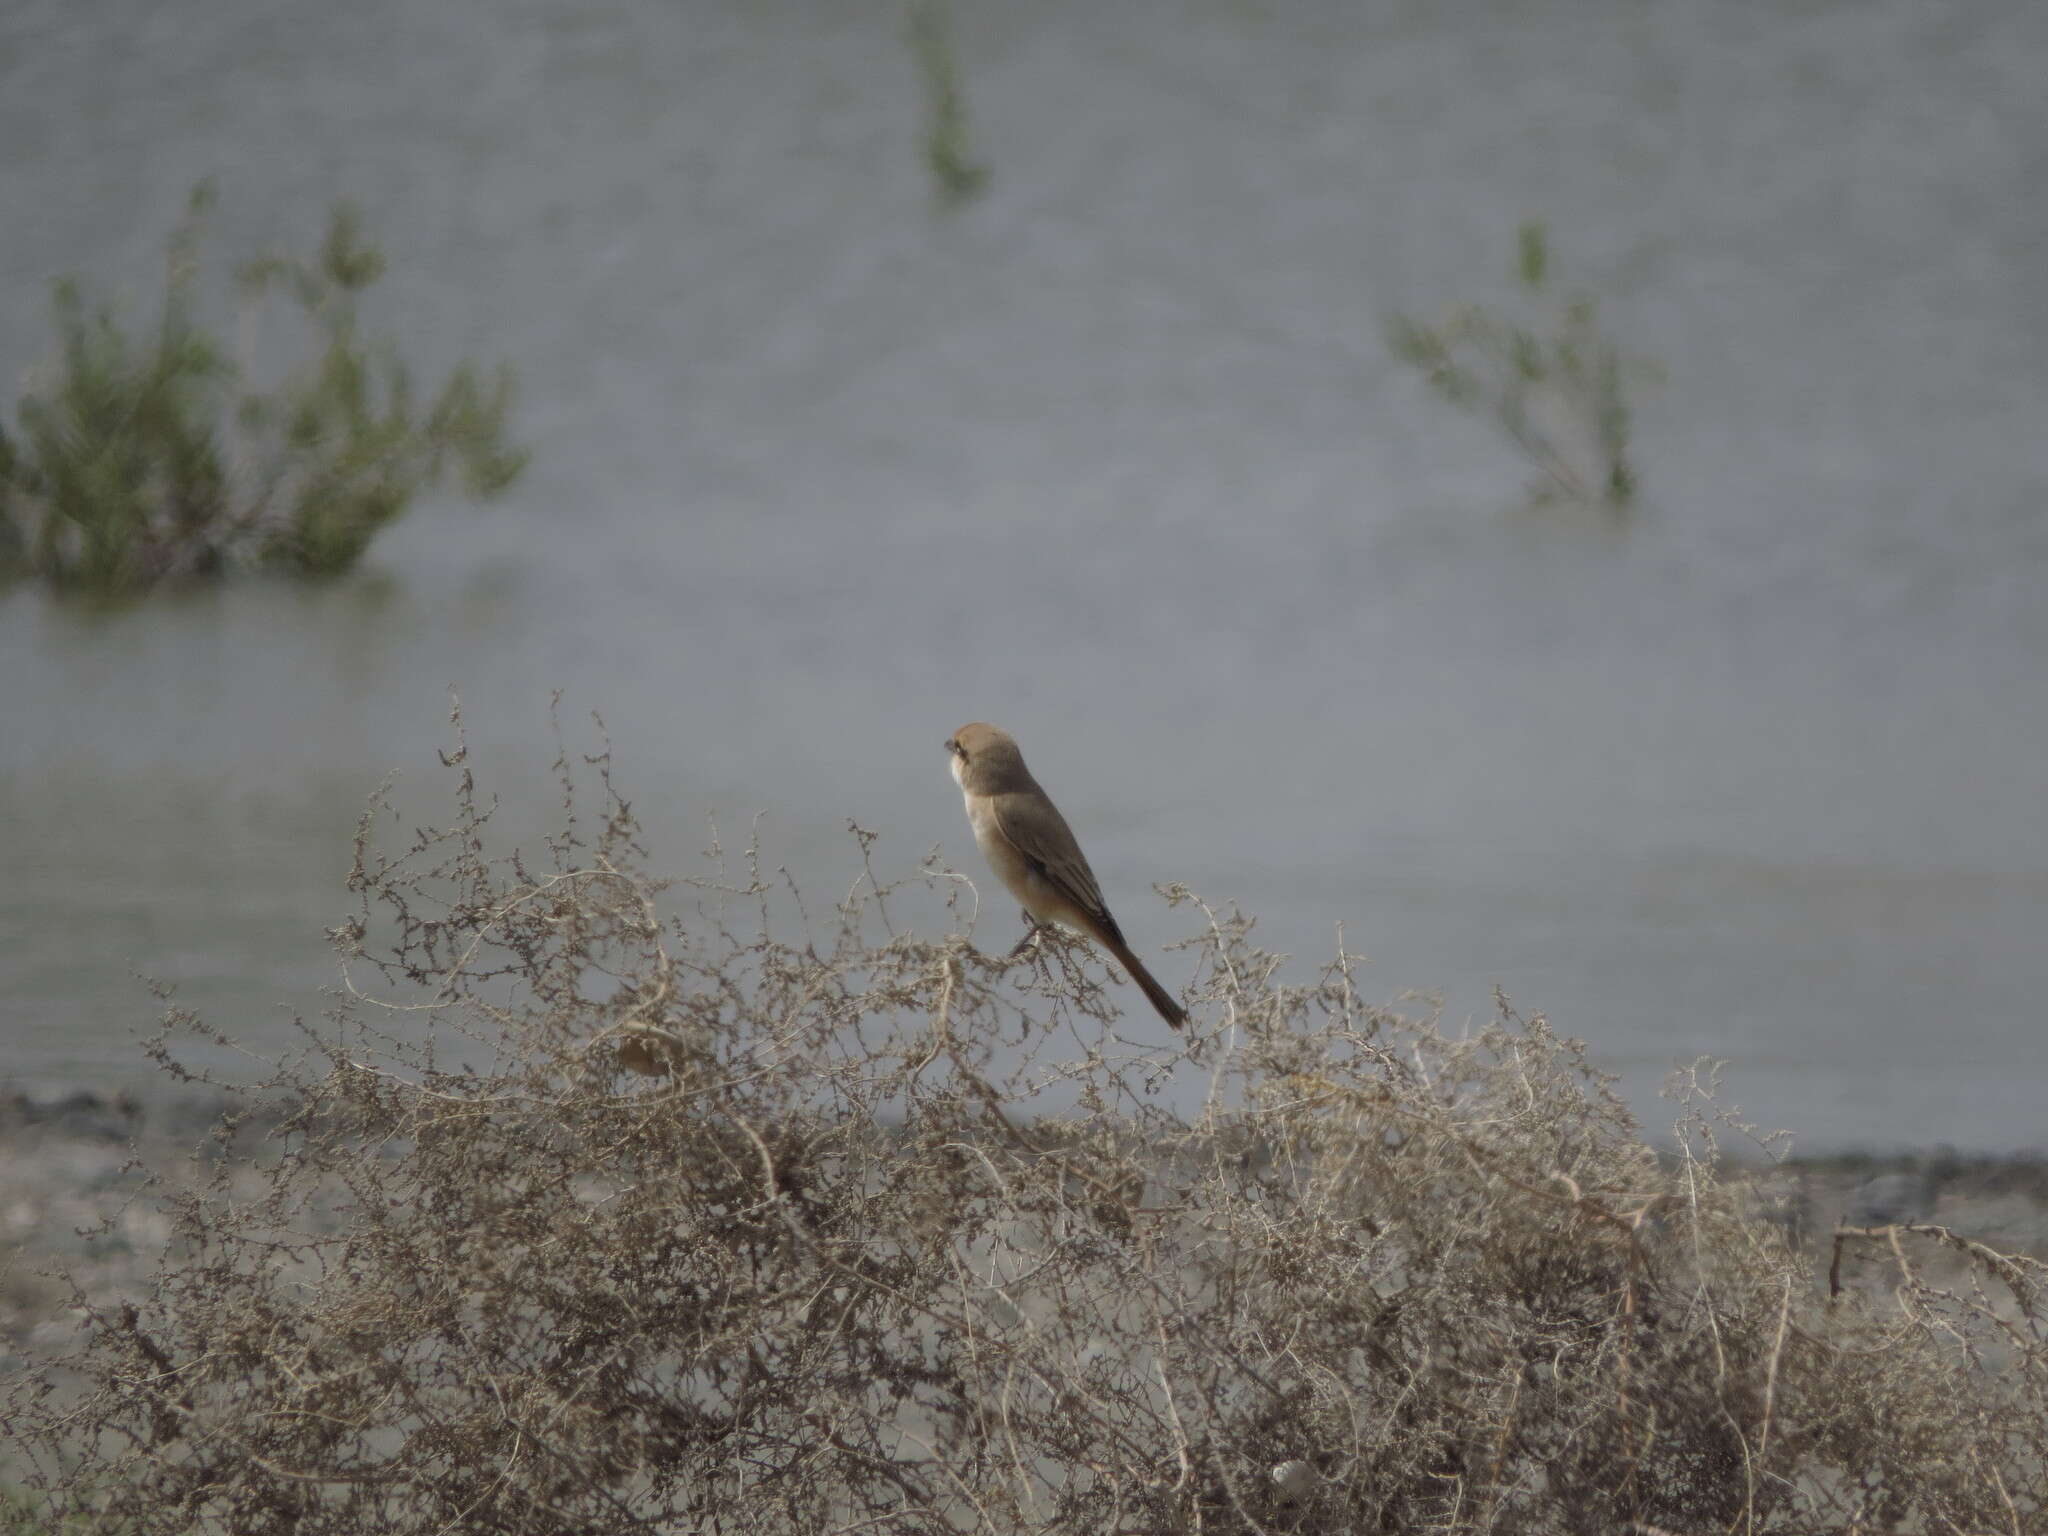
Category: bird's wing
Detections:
[{"x1": 990, "y1": 790, "x2": 1116, "y2": 929}]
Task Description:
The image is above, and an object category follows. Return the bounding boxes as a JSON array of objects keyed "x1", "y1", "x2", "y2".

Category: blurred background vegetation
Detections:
[
  {"x1": 909, "y1": 0, "x2": 990, "y2": 211},
  {"x1": 2, "y1": 18, "x2": 1657, "y2": 613},
  {"x1": 1390, "y1": 221, "x2": 1649, "y2": 516},
  {"x1": 0, "y1": 185, "x2": 524, "y2": 597}
]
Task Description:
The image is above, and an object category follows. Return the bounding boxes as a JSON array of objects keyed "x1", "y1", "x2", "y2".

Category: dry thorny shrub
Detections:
[{"x1": 5, "y1": 713, "x2": 2046, "y2": 1535}]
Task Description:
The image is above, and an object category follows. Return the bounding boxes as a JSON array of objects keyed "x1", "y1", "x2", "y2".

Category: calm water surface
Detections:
[{"x1": 2, "y1": 0, "x2": 2044, "y2": 1147}]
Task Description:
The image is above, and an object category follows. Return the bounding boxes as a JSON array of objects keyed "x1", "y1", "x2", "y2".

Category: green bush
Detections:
[
  {"x1": 3, "y1": 714, "x2": 2043, "y2": 1533},
  {"x1": 907, "y1": 0, "x2": 989, "y2": 211},
  {"x1": 0, "y1": 185, "x2": 526, "y2": 596},
  {"x1": 1391, "y1": 221, "x2": 1650, "y2": 515}
]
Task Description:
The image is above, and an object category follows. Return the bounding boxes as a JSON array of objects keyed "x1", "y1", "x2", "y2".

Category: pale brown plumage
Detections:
[{"x1": 946, "y1": 722, "x2": 1187, "y2": 1030}]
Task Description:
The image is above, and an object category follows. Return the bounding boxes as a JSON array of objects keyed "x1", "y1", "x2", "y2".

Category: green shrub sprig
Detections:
[
  {"x1": 0, "y1": 184, "x2": 526, "y2": 596},
  {"x1": 1392, "y1": 220, "x2": 1652, "y2": 515}
]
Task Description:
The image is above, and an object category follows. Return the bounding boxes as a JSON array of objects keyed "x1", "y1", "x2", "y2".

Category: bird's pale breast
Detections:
[{"x1": 965, "y1": 793, "x2": 1081, "y2": 928}]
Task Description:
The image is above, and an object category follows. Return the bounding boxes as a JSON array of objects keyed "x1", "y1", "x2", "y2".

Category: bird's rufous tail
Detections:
[{"x1": 1105, "y1": 937, "x2": 1188, "y2": 1030}]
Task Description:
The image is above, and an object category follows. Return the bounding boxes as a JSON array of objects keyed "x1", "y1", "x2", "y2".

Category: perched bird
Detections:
[{"x1": 946, "y1": 722, "x2": 1187, "y2": 1029}]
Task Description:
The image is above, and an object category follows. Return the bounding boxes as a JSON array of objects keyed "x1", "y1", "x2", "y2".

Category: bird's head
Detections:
[{"x1": 946, "y1": 722, "x2": 1029, "y2": 794}]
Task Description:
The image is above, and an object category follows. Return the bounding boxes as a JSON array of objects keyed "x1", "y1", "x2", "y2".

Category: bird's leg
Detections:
[{"x1": 1008, "y1": 914, "x2": 1047, "y2": 959}]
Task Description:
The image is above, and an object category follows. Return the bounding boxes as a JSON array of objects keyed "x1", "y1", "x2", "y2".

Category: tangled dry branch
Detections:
[{"x1": 5, "y1": 711, "x2": 2044, "y2": 1533}]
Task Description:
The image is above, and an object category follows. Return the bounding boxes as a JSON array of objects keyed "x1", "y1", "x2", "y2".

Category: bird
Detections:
[{"x1": 946, "y1": 722, "x2": 1187, "y2": 1030}]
